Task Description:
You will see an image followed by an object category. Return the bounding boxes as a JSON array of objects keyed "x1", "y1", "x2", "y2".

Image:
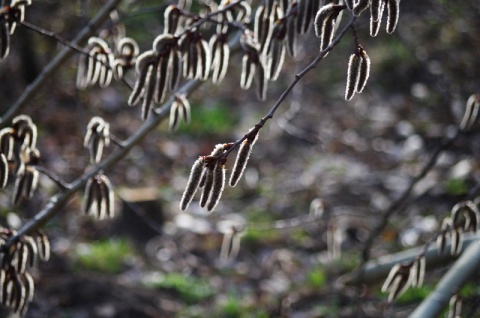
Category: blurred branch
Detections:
[
  {"x1": 0, "y1": 78, "x2": 202, "y2": 253},
  {"x1": 409, "y1": 238, "x2": 480, "y2": 318},
  {"x1": 343, "y1": 232, "x2": 480, "y2": 286},
  {"x1": 361, "y1": 129, "x2": 461, "y2": 263},
  {"x1": 0, "y1": 0, "x2": 122, "y2": 128}
]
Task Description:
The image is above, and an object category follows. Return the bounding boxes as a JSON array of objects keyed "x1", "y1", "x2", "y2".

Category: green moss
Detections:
[
  {"x1": 444, "y1": 178, "x2": 468, "y2": 196},
  {"x1": 179, "y1": 102, "x2": 238, "y2": 135},
  {"x1": 307, "y1": 267, "x2": 327, "y2": 289},
  {"x1": 395, "y1": 286, "x2": 431, "y2": 304},
  {"x1": 144, "y1": 273, "x2": 215, "y2": 304},
  {"x1": 75, "y1": 238, "x2": 134, "y2": 274}
]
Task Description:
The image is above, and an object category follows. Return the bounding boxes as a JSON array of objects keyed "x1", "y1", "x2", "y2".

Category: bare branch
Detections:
[{"x1": 0, "y1": 0, "x2": 123, "y2": 128}]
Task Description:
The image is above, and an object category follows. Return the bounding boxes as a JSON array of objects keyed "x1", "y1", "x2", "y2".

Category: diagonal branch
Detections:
[
  {"x1": 360, "y1": 129, "x2": 460, "y2": 263},
  {"x1": 344, "y1": 233, "x2": 480, "y2": 286},
  {"x1": 0, "y1": 78, "x2": 202, "y2": 252},
  {"x1": 409, "y1": 238, "x2": 480, "y2": 318},
  {"x1": 0, "y1": 0, "x2": 122, "y2": 128}
]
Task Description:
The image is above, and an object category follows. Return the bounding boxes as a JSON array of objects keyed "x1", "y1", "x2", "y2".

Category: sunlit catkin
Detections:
[
  {"x1": 410, "y1": 256, "x2": 425, "y2": 288},
  {"x1": 229, "y1": 133, "x2": 258, "y2": 187},
  {"x1": 207, "y1": 162, "x2": 226, "y2": 211},
  {"x1": 200, "y1": 167, "x2": 215, "y2": 208},
  {"x1": 36, "y1": 231, "x2": 50, "y2": 262},
  {"x1": 386, "y1": 0, "x2": 400, "y2": 34},
  {"x1": 345, "y1": 53, "x2": 361, "y2": 100},
  {"x1": 0, "y1": 153, "x2": 8, "y2": 189},
  {"x1": 180, "y1": 157, "x2": 205, "y2": 211},
  {"x1": 355, "y1": 48, "x2": 370, "y2": 93},
  {"x1": 459, "y1": 94, "x2": 480, "y2": 131}
]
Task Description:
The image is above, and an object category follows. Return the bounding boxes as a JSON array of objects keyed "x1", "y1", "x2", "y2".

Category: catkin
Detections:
[
  {"x1": 314, "y1": 4, "x2": 342, "y2": 51},
  {"x1": 207, "y1": 162, "x2": 226, "y2": 211},
  {"x1": 200, "y1": 167, "x2": 215, "y2": 208},
  {"x1": 180, "y1": 157, "x2": 205, "y2": 211},
  {"x1": 0, "y1": 21, "x2": 10, "y2": 59},
  {"x1": 345, "y1": 53, "x2": 361, "y2": 100},
  {"x1": 386, "y1": 0, "x2": 400, "y2": 34},
  {"x1": 410, "y1": 256, "x2": 425, "y2": 288},
  {"x1": 355, "y1": 49, "x2": 371, "y2": 93},
  {"x1": 459, "y1": 94, "x2": 480, "y2": 131},
  {"x1": 0, "y1": 153, "x2": 8, "y2": 189},
  {"x1": 370, "y1": 0, "x2": 383, "y2": 22},
  {"x1": 36, "y1": 231, "x2": 50, "y2": 262},
  {"x1": 229, "y1": 132, "x2": 258, "y2": 187}
]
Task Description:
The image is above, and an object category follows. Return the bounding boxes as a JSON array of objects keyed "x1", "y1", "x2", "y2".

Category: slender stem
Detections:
[
  {"x1": 221, "y1": 15, "x2": 357, "y2": 160},
  {"x1": 0, "y1": 0, "x2": 123, "y2": 128},
  {"x1": 34, "y1": 166, "x2": 71, "y2": 190},
  {"x1": 20, "y1": 21, "x2": 134, "y2": 90},
  {"x1": 360, "y1": 129, "x2": 460, "y2": 263}
]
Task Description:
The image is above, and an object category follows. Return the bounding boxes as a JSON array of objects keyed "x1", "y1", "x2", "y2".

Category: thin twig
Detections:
[
  {"x1": 0, "y1": 0, "x2": 123, "y2": 128},
  {"x1": 20, "y1": 20, "x2": 135, "y2": 90},
  {"x1": 221, "y1": 15, "x2": 358, "y2": 160},
  {"x1": 360, "y1": 129, "x2": 461, "y2": 263},
  {"x1": 34, "y1": 166, "x2": 71, "y2": 190}
]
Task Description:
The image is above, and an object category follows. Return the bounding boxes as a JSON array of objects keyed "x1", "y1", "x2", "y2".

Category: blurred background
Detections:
[{"x1": 0, "y1": 0, "x2": 480, "y2": 317}]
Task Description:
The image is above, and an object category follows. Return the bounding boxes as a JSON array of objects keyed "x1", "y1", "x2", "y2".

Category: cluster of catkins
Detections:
[
  {"x1": 437, "y1": 200, "x2": 480, "y2": 257},
  {"x1": 314, "y1": 0, "x2": 400, "y2": 100},
  {"x1": 382, "y1": 199, "x2": 480, "y2": 304},
  {"x1": 0, "y1": 115, "x2": 41, "y2": 206},
  {"x1": 180, "y1": 130, "x2": 259, "y2": 212},
  {"x1": 0, "y1": 228, "x2": 50, "y2": 315},
  {"x1": 128, "y1": 0, "x2": 352, "y2": 121},
  {"x1": 381, "y1": 256, "x2": 425, "y2": 303},
  {"x1": 76, "y1": 11, "x2": 139, "y2": 89},
  {"x1": 82, "y1": 117, "x2": 115, "y2": 220},
  {"x1": 0, "y1": 0, "x2": 32, "y2": 59}
]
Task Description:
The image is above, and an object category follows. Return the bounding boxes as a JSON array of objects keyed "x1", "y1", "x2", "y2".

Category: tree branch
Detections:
[
  {"x1": 0, "y1": 0, "x2": 123, "y2": 128},
  {"x1": 343, "y1": 233, "x2": 480, "y2": 286},
  {"x1": 361, "y1": 130, "x2": 460, "y2": 263},
  {"x1": 409, "y1": 238, "x2": 480, "y2": 318}
]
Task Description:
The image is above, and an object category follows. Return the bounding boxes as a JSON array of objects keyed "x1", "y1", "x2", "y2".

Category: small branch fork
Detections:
[{"x1": 218, "y1": 15, "x2": 358, "y2": 161}]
